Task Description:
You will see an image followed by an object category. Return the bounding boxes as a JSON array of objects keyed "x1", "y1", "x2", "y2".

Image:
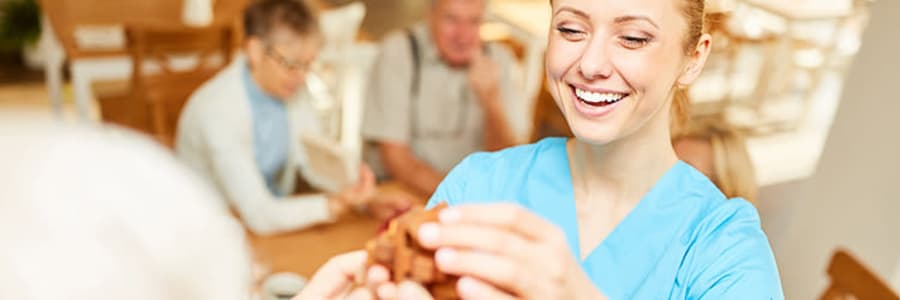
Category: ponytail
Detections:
[{"x1": 671, "y1": 88, "x2": 691, "y2": 136}]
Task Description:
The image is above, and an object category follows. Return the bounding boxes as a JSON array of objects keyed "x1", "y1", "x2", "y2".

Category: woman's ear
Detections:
[{"x1": 677, "y1": 33, "x2": 712, "y2": 86}]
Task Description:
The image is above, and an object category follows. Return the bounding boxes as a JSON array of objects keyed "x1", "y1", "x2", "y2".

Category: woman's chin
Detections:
[{"x1": 569, "y1": 123, "x2": 619, "y2": 146}]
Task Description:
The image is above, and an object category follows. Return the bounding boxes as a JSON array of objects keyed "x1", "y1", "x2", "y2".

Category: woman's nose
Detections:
[{"x1": 578, "y1": 38, "x2": 614, "y2": 80}]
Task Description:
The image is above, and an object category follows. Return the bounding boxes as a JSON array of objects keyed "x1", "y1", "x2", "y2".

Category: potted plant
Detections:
[{"x1": 0, "y1": 0, "x2": 41, "y2": 68}]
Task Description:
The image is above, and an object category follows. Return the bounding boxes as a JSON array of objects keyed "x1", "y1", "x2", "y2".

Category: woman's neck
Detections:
[{"x1": 570, "y1": 119, "x2": 679, "y2": 206}]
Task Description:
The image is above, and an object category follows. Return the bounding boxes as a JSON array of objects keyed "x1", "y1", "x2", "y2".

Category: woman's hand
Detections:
[
  {"x1": 327, "y1": 164, "x2": 377, "y2": 217},
  {"x1": 360, "y1": 280, "x2": 435, "y2": 300},
  {"x1": 292, "y1": 251, "x2": 390, "y2": 300},
  {"x1": 292, "y1": 250, "x2": 436, "y2": 300},
  {"x1": 415, "y1": 203, "x2": 607, "y2": 300},
  {"x1": 344, "y1": 164, "x2": 377, "y2": 207}
]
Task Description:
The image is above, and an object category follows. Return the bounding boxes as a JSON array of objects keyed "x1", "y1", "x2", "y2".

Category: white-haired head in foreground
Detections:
[{"x1": 0, "y1": 112, "x2": 252, "y2": 300}]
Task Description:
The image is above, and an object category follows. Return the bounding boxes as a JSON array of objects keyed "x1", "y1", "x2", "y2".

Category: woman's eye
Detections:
[
  {"x1": 620, "y1": 36, "x2": 650, "y2": 49},
  {"x1": 556, "y1": 26, "x2": 586, "y2": 40}
]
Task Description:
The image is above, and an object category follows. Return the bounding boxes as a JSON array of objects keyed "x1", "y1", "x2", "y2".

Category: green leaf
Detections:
[{"x1": 0, "y1": 0, "x2": 41, "y2": 52}]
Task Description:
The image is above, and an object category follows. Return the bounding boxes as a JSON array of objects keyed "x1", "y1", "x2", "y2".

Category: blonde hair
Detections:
[
  {"x1": 675, "y1": 116, "x2": 758, "y2": 203},
  {"x1": 0, "y1": 113, "x2": 252, "y2": 300},
  {"x1": 671, "y1": 0, "x2": 707, "y2": 132},
  {"x1": 670, "y1": 3, "x2": 756, "y2": 202}
]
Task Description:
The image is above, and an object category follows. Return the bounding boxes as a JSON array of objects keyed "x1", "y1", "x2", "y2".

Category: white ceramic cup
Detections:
[{"x1": 262, "y1": 272, "x2": 308, "y2": 300}]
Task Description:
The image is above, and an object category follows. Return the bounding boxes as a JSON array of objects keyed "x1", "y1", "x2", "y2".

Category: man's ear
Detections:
[
  {"x1": 245, "y1": 37, "x2": 265, "y2": 68},
  {"x1": 676, "y1": 33, "x2": 712, "y2": 86}
]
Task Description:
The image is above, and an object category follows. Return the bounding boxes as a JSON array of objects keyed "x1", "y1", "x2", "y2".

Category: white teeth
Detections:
[{"x1": 575, "y1": 88, "x2": 626, "y2": 103}]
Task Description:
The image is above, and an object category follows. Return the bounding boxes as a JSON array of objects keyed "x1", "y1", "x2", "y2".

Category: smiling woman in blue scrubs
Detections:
[
  {"x1": 292, "y1": 0, "x2": 784, "y2": 298},
  {"x1": 405, "y1": 0, "x2": 786, "y2": 298}
]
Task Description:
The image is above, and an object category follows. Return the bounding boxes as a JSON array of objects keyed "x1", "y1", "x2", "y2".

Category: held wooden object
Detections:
[{"x1": 364, "y1": 203, "x2": 459, "y2": 300}]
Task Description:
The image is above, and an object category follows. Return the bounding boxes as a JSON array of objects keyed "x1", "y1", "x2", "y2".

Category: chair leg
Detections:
[
  {"x1": 151, "y1": 102, "x2": 170, "y2": 146},
  {"x1": 819, "y1": 284, "x2": 845, "y2": 300}
]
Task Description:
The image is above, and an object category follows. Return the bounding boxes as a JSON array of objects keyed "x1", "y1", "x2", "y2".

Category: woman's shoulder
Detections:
[
  {"x1": 673, "y1": 164, "x2": 782, "y2": 297},
  {"x1": 690, "y1": 195, "x2": 764, "y2": 244},
  {"x1": 427, "y1": 138, "x2": 567, "y2": 207},
  {"x1": 667, "y1": 162, "x2": 773, "y2": 260},
  {"x1": 676, "y1": 197, "x2": 783, "y2": 297},
  {"x1": 459, "y1": 137, "x2": 567, "y2": 172},
  {"x1": 183, "y1": 63, "x2": 247, "y2": 123},
  {"x1": 667, "y1": 162, "x2": 738, "y2": 215}
]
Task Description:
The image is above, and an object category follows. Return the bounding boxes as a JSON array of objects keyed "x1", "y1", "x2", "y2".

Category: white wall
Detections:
[{"x1": 756, "y1": 1, "x2": 900, "y2": 299}]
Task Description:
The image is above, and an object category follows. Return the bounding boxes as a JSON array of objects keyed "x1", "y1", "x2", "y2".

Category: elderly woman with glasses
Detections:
[{"x1": 176, "y1": 0, "x2": 410, "y2": 236}]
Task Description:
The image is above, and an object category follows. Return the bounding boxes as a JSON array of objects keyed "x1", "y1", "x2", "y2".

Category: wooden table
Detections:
[
  {"x1": 248, "y1": 211, "x2": 379, "y2": 277},
  {"x1": 247, "y1": 182, "x2": 424, "y2": 278}
]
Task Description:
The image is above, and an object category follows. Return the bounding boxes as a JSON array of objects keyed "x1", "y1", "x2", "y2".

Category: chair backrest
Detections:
[
  {"x1": 820, "y1": 249, "x2": 900, "y2": 300},
  {"x1": 38, "y1": 0, "x2": 247, "y2": 58},
  {"x1": 126, "y1": 23, "x2": 236, "y2": 147},
  {"x1": 128, "y1": 23, "x2": 234, "y2": 86}
]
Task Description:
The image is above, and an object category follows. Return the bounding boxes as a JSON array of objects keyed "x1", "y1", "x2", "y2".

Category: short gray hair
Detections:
[
  {"x1": 0, "y1": 113, "x2": 252, "y2": 300},
  {"x1": 244, "y1": 0, "x2": 319, "y2": 40}
]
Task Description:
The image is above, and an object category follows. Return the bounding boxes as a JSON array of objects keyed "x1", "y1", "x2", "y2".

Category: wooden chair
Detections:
[
  {"x1": 125, "y1": 23, "x2": 235, "y2": 147},
  {"x1": 820, "y1": 249, "x2": 900, "y2": 300},
  {"x1": 40, "y1": 0, "x2": 247, "y2": 121},
  {"x1": 39, "y1": 0, "x2": 247, "y2": 58}
]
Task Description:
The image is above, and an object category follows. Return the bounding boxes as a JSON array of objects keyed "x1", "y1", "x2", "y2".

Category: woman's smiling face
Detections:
[{"x1": 546, "y1": 0, "x2": 711, "y2": 145}]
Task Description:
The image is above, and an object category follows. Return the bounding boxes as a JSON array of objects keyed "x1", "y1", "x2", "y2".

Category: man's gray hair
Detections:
[{"x1": 429, "y1": 0, "x2": 489, "y2": 10}]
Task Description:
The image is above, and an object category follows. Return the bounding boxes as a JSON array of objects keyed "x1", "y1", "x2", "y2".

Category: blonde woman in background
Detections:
[{"x1": 673, "y1": 115, "x2": 759, "y2": 204}]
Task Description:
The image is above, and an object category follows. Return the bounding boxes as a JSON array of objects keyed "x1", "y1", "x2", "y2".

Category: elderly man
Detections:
[
  {"x1": 363, "y1": 0, "x2": 526, "y2": 197},
  {"x1": 177, "y1": 0, "x2": 409, "y2": 236}
]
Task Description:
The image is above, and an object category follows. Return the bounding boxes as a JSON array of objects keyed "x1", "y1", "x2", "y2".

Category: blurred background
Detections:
[{"x1": 0, "y1": 0, "x2": 898, "y2": 299}]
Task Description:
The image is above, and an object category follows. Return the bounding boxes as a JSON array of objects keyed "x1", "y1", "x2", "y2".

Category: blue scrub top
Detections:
[{"x1": 427, "y1": 138, "x2": 784, "y2": 299}]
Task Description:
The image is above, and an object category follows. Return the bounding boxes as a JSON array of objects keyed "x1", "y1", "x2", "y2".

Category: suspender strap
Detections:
[{"x1": 406, "y1": 29, "x2": 421, "y2": 138}]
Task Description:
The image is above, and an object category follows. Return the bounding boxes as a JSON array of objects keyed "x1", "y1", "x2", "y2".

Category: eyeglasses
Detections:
[{"x1": 264, "y1": 44, "x2": 314, "y2": 73}]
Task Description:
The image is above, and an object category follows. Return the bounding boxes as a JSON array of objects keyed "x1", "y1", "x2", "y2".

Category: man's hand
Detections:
[
  {"x1": 467, "y1": 47, "x2": 501, "y2": 109},
  {"x1": 367, "y1": 194, "x2": 414, "y2": 221},
  {"x1": 466, "y1": 47, "x2": 519, "y2": 150}
]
